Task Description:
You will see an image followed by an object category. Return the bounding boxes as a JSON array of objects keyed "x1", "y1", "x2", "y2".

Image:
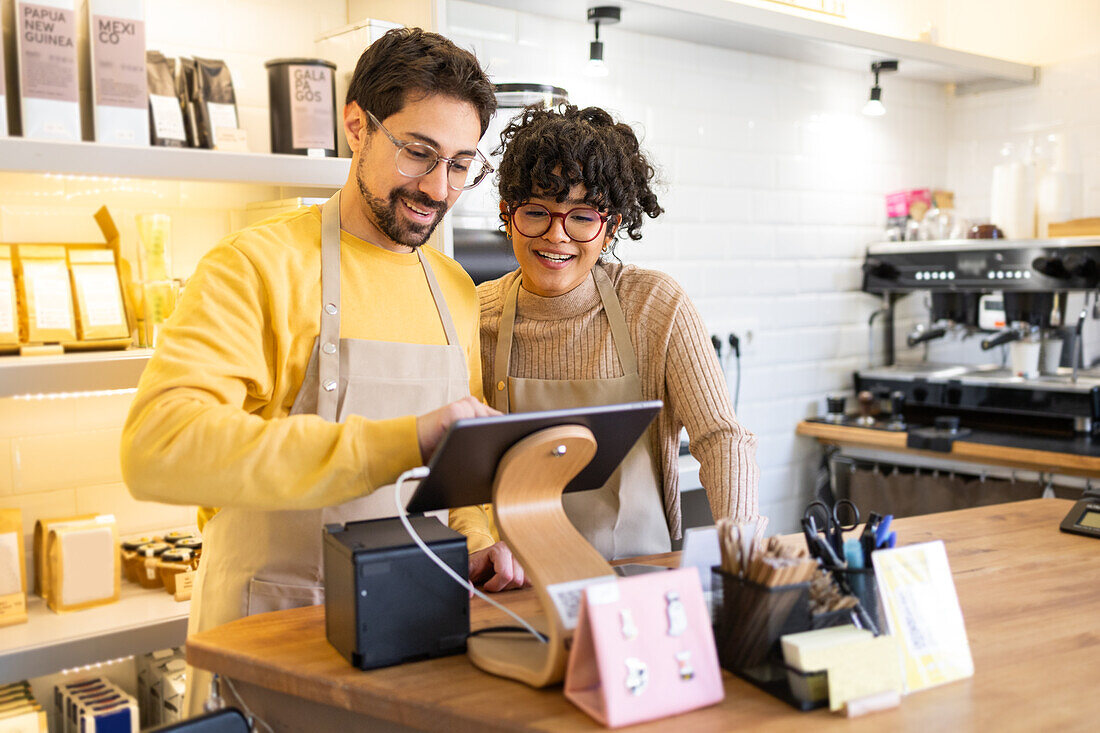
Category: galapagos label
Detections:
[{"x1": 289, "y1": 65, "x2": 334, "y2": 151}]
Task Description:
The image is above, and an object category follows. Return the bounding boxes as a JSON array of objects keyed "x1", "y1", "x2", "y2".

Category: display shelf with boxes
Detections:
[
  {"x1": 0, "y1": 581, "x2": 189, "y2": 683},
  {"x1": 0, "y1": 138, "x2": 349, "y2": 189}
]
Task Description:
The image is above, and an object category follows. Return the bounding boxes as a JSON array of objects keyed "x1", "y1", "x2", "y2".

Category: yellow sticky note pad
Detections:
[{"x1": 825, "y1": 635, "x2": 902, "y2": 711}]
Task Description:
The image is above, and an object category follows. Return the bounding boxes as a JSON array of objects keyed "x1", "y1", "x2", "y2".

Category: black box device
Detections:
[{"x1": 322, "y1": 516, "x2": 469, "y2": 670}]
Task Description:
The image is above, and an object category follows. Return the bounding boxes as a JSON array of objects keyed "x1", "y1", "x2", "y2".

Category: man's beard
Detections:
[{"x1": 356, "y1": 159, "x2": 447, "y2": 248}]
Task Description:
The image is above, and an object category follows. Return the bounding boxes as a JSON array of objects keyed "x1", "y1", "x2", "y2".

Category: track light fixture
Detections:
[
  {"x1": 586, "y1": 6, "x2": 621, "y2": 77},
  {"x1": 863, "y1": 59, "x2": 898, "y2": 116}
]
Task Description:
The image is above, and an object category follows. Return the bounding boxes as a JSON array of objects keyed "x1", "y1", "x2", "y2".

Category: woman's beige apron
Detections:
[
  {"x1": 185, "y1": 191, "x2": 469, "y2": 715},
  {"x1": 492, "y1": 267, "x2": 670, "y2": 561}
]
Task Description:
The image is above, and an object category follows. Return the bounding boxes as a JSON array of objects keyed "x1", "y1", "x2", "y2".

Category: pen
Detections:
[{"x1": 874, "y1": 515, "x2": 894, "y2": 549}]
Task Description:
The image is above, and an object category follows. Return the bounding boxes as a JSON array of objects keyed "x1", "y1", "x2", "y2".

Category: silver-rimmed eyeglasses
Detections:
[
  {"x1": 508, "y1": 203, "x2": 614, "y2": 243},
  {"x1": 367, "y1": 110, "x2": 492, "y2": 191}
]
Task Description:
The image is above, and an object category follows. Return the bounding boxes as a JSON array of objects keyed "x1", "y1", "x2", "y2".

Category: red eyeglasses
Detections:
[{"x1": 508, "y1": 203, "x2": 615, "y2": 243}]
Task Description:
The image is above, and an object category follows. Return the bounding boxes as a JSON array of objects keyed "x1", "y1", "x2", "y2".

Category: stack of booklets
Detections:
[
  {"x1": 54, "y1": 678, "x2": 138, "y2": 733},
  {"x1": 0, "y1": 681, "x2": 47, "y2": 732}
]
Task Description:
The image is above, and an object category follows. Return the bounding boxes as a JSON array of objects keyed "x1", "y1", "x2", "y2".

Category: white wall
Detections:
[{"x1": 448, "y1": 0, "x2": 951, "y2": 531}]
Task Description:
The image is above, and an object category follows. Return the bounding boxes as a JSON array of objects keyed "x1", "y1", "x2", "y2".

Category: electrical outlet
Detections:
[{"x1": 724, "y1": 318, "x2": 758, "y2": 356}]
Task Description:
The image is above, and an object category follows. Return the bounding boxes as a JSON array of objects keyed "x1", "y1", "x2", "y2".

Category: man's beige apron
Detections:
[
  {"x1": 185, "y1": 191, "x2": 469, "y2": 715},
  {"x1": 492, "y1": 267, "x2": 670, "y2": 560}
]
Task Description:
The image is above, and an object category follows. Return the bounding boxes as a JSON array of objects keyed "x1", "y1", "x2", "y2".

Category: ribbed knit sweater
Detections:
[{"x1": 452, "y1": 262, "x2": 759, "y2": 548}]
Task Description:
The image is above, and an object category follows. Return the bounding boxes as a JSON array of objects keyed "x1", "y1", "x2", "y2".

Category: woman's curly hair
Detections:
[{"x1": 496, "y1": 105, "x2": 663, "y2": 245}]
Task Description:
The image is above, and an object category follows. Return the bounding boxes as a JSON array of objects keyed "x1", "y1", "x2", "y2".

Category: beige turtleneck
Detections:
[{"x1": 450, "y1": 261, "x2": 759, "y2": 552}]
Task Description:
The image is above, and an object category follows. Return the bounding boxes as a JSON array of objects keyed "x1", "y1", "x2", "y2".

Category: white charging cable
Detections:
[{"x1": 393, "y1": 468, "x2": 547, "y2": 643}]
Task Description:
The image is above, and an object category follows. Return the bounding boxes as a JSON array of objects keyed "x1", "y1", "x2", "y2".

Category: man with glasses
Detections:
[{"x1": 121, "y1": 28, "x2": 498, "y2": 715}]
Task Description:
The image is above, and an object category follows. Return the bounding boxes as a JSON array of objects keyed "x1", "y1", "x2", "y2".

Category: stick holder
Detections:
[
  {"x1": 466, "y1": 425, "x2": 614, "y2": 688},
  {"x1": 823, "y1": 565, "x2": 883, "y2": 635},
  {"x1": 712, "y1": 569, "x2": 825, "y2": 711}
]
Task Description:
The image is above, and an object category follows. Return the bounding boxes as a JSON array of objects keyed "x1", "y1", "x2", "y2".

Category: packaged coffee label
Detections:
[
  {"x1": 0, "y1": 279, "x2": 15, "y2": 337},
  {"x1": 0, "y1": 248, "x2": 17, "y2": 344},
  {"x1": 149, "y1": 93, "x2": 183, "y2": 141},
  {"x1": 16, "y1": 0, "x2": 80, "y2": 139},
  {"x1": 206, "y1": 101, "x2": 236, "y2": 144},
  {"x1": 30, "y1": 263, "x2": 72, "y2": 330},
  {"x1": 91, "y1": 13, "x2": 145, "y2": 109},
  {"x1": 0, "y1": 508, "x2": 27, "y2": 628},
  {"x1": 193, "y1": 57, "x2": 237, "y2": 148},
  {"x1": 69, "y1": 250, "x2": 128, "y2": 339},
  {"x1": 0, "y1": 28, "x2": 7, "y2": 137},
  {"x1": 18, "y1": 1, "x2": 78, "y2": 103},
  {"x1": 289, "y1": 64, "x2": 334, "y2": 152},
  {"x1": 146, "y1": 51, "x2": 185, "y2": 145}
]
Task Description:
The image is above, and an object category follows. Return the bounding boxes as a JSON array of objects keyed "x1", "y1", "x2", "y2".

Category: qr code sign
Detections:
[{"x1": 546, "y1": 576, "x2": 616, "y2": 630}]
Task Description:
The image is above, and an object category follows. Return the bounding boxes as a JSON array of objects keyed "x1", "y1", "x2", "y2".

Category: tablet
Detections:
[{"x1": 405, "y1": 401, "x2": 662, "y2": 513}]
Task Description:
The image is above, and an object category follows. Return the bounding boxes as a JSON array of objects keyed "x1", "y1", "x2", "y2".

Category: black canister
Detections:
[{"x1": 264, "y1": 58, "x2": 338, "y2": 157}]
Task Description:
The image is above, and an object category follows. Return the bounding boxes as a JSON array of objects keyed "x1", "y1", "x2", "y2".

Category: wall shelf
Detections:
[
  {"x1": 0, "y1": 584, "x2": 189, "y2": 683},
  {"x1": 0, "y1": 138, "x2": 349, "y2": 188},
  {"x1": 466, "y1": 0, "x2": 1038, "y2": 94},
  {"x1": 0, "y1": 349, "x2": 152, "y2": 399}
]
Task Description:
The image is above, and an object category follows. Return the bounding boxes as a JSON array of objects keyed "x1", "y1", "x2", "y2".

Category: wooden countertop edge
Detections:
[{"x1": 795, "y1": 420, "x2": 1100, "y2": 476}]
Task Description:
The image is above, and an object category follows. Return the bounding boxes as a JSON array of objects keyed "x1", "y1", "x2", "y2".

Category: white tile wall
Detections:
[
  {"x1": 447, "y1": 0, "x2": 951, "y2": 532},
  {"x1": 898, "y1": 52, "x2": 1100, "y2": 367}
]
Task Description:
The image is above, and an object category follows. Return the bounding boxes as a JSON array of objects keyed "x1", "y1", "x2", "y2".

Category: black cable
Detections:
[
  {"x1": 469, "y1": 626, "x2": 549, "y2": 642},
  {"x1": 728, "y1": 334, "x2": 741, "y2": 412}
]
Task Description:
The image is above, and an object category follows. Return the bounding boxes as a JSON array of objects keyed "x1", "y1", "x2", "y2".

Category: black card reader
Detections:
[
  {"x1": 1059, "y1": 498, "x2": 1100, "y2": 539},
  {"x1": 322, "y1": 516, "x2": 469, "y2": 670}
]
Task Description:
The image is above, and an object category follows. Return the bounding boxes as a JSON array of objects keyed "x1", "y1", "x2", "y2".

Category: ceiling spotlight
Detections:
[
  {"x1": 863, "y1": 59, "x2": 898, "y2": 116},
  {"x1": 586, "y1": 6, "x2": 621, "y2": 77}
]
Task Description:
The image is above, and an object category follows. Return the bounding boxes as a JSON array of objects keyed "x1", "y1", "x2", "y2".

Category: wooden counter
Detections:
[
  {"x1": 188, "y1": 499, "x2": 1100, "y2": 731},
  {"x1": 797, "y1": 420, "x2": 1100, "y2": 477}
]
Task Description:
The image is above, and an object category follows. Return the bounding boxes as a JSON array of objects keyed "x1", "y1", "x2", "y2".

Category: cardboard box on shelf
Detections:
[
  {"x1": 6, "y1": 207, "x2": 137, "y2": 351},
  {"x1": 79, "y1": 0, "x2": 149, "y2": 146},
  {"x1": 0, "y1": 508, "x2": 27, "y2": 628},
  {"x1": 45, "y1": 514, "x2": 120, "y2": 613},
  {"x1": 0, "y1": 246, "x2": 18, "y2": 351},
  {"x1": 6, "y1": 0, "x2": 82, "y2": 140}
]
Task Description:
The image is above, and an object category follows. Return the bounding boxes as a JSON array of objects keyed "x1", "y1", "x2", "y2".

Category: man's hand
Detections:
[
  {"x1": 469, "y1": 541, "x2": 530, "y2": 592},
  {"x1": 416, "y1": 396, "x2": 500, "y2": 460}
]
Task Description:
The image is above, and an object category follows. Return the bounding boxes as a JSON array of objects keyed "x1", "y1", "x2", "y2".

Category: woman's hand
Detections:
[{"x1": 469, "y1": 541, "x2": 530, "y2": 592}]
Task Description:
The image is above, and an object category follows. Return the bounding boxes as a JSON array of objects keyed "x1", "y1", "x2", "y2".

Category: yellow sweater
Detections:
[{"x1": 121, "y1": 206, "x2": 482, "y2": 525}]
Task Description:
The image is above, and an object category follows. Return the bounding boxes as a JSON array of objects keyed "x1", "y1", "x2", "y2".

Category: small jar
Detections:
[
  {"x1": 135, "y1": 542, "x2": 171, "y2": 589},
  {"x1": 158, "y1": 548, "x2": 197, "y2": 595},
  {"x1": 121, "y1": 537, "x2": 154, "y2": 583},
  {"x1": 164, "y1": 530, "x2": 198, "y2": 545},
  {"x1": 175, "y1": 537, "x2": 202, "y2": 558}
]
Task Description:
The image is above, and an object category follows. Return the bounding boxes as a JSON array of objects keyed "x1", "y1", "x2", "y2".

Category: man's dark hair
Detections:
[
  {"x1": 496, "y1": 105, "x2": 663, "y2": 242},
  {"x1": 346, "y1": 28, "x2": 496, "y2": 137}
]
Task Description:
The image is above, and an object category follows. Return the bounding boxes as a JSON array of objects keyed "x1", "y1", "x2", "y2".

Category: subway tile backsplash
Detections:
[
  {"x1": 2, "y1": 1, "x2": 1099, "y2": 549},
  {"x1": 448, "y1": 0, "x2": 1099, "y2": 532}
]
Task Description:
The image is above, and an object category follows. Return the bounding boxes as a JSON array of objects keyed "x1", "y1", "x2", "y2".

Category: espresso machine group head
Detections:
[{"x1": 858, "y1": 237, "x2": 1100, "y2": 437}]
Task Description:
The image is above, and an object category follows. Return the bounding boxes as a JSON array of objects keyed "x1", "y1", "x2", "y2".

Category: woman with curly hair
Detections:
[{"x1": 452, "y1": 105, "x2": 759, "y2": 590}]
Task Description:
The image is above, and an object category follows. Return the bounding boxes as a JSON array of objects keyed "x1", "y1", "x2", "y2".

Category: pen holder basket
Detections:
[
  {"x1": 712, "y1": 568, "x2": 810, "y2": 676},
  {"x1": 823, "y1": 566, "x2": 883, "y2": 635}
]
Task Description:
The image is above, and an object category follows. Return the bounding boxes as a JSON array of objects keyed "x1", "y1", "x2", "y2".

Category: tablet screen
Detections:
[{"x1": 405, "y1": 401, "x2": 662, "y2": 513}]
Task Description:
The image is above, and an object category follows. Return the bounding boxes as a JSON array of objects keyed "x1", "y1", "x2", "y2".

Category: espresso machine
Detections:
[{"x1": 856, "y1": 238, "x2": 1100, "y2": 439}]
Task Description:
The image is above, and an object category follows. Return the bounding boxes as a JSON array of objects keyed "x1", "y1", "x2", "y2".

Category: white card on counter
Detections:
[
  {"x1": 872, "y1": 540, "x2": 974, "y2": 693},
  {"x1": 679, "y1": 525, "x2": 720, "y2": 592}
]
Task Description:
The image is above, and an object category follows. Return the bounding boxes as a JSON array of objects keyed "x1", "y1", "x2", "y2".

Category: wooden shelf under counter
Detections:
[{"x1": 797, "y1": 420, "x2": 1100, "y2": 477}]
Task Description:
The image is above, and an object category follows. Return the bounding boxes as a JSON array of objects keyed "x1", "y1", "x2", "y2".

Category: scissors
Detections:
[{"x1": 802, "y1": 499, "x2": 861, "y2": 557}]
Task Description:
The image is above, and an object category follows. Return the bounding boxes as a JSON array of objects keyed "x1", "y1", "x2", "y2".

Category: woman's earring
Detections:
[{"x1": 601, "y1": 244, "x2": 609, "y2": 254}]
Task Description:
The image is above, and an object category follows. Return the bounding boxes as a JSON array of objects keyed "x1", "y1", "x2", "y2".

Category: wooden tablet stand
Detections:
[{"x1": 466, "y1": 424, "x2": 614, "y2": 687}]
